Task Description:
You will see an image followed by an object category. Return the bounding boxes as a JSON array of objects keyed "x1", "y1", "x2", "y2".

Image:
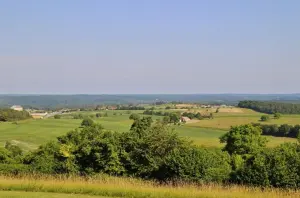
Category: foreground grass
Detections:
[
  {"x1": 0, "y1": 175, "x2": 298, "y2": 198},
  {"x1": 0, "y1": 191, "x2": 111, "y2": 198}
]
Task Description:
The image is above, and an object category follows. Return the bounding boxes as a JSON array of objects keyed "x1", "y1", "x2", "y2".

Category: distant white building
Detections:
[
  {"x1": 10, "y1": 105, "x2": 23, "y2": 111},
  {"x1": 180, "y1": 116, "x2": 191, "y2": 123}
]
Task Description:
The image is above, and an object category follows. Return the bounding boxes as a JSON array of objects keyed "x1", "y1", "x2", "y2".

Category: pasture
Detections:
[{"x1": 0, "y1": 108, "x2": 296, "y2": 150}]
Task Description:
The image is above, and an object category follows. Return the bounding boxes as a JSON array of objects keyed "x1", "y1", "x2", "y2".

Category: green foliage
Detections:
[
  {"x1": 182, "y1": 112, "x2": 202, "y2": 120},
  {"x1": 54, "y1": 114, "x2": 61, "y2": 119},
  {"x1": 73, "y1": 114, "x2": 84, "y2": 119},
  {"x1": 5, "y1": 142, "x2": 22, "y2": 158},
  {"x1": 96, "y1": 113, "x2": 102, "y2": 118},
  {"x1": 220, "y1": 125, "x2": 267, "y2": 155},
  {"x1": 232, "y1": 143, "x2": 300, "y2": 188},
  {"x1": 0, "y1": 109, "x2": 31, "y2": 122},
  {"x1": 274, "y1": 113, "x2": 281, "y2": 119},
  {"x1": 238, "y1": 100, "x2": 300, "y2": 114},
  {"x1": 81, "y1": 118, "x2": 94, "y2": 127},
  {"x1": 253, "y1": 123, "x2": 300, "y2": 138},
  {"x1": 260, "y1": 115, "x2": 270, "y2": 122},
  {"x1": 129, "y1": 113, "x2": 140, "y2": 120},
  {"x1": 162, "y1": 147, "x2": 231, "y2": 183},
  {"x1": 162, "y1": 116, "x2": 171, "y2": 124},
  {"x1": 0, "y1": 164, "x2": 32, "y2": 175}
]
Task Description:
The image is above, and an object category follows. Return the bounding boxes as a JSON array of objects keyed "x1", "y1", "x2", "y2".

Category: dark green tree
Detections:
[
  {"x1": 220, "y1": 124, "x2": 267, "y2": 155},
  {"x1": 129, "y1": 113, "x2": 140, "y2": 121},
  {"x1": 260, "y1": 115, "x2": 270, "y2": 122},
  {"x1": 273, "y1": 113, "x2": 281, "y2": 119},
  {"x1": 54, "y1": 114, "x2": 61, "y2": 119},
  {"x1": 81, "y1": 118, "x2": 94, "y2": 127}
]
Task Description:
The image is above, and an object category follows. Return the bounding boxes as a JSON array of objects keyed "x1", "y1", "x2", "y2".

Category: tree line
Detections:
[
  {"x1": 0, "y1": 109, "x2": 32, "y2": 122},
  {"x1": 116, "y1": 105, "x2": 145, "y2": 110},
  {"x1": 253, "y1": 123, "x2": 300, "y2": 138},
  {"x1": 0, "y1": 118, "x2": 299, "y2": 188},
  {"x1": 238, "y1": 100, "x2": 300, "y2": 114}
]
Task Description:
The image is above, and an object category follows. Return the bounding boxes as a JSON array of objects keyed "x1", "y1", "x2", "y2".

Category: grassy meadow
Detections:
[
  {"x1": 0, "y1": 108, "x2": 297, "y2": 150},
  {"x1": 0, "y1": 175, "x2": 298, "y2": 198}
]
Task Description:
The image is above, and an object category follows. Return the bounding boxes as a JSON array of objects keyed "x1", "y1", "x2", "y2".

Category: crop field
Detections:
[
  {"x1": 0, "y1": 175, "x2": 298, "y2": 198},
  {"x1": 0, "y1": 108, "x2": 296, "y2": 150}
]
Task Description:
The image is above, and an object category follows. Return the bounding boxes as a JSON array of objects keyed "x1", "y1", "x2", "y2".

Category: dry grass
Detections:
[{"x1": 0, "y1": 175, "x2": 298, "y2": 198}]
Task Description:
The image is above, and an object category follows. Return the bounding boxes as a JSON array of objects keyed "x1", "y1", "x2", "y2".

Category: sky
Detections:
[{"x1": 0, "y1": 0, "x2": 299, "y2": 94}]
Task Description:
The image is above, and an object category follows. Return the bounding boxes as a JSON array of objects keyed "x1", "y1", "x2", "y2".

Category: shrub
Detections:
[
  {"x1": 274, "y1": 113, "x2": 281, "y2": 119},
  {"x1": 260, "y1": 115, "x2": 270, "y2": 122},
  {"x1": 81, "y1": 118, "x2": 94, "y2": 127},
  {"x1": 54, "y1": 114, "x2": 61, "y2": 119},
  {"x1": 129, "y1": 113, "x2": 140, "y2": 120}
]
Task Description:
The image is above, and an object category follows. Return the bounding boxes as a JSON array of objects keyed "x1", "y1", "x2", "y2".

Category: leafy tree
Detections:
[
  {"x1": 130, "y1": 117, "x2": 153, "y2": 136},
  {"x1": 129, "y1": 113, "x2": 140, "y2": 121},
  {"x1": 220, "y1": 125, "x2": 267, "y2": 156},
  {"x1": 96, "y1": 113, "x2": 102, "y2": 118},
  {"x1": 169, "y1": 113, "x2": 180, "y2": 124},
  {"x1": 273, "y1": 113, "x2": 281, "y2": 119},
  {"x1": 161, "y1": 147, "x2": 231, "y2": 183},
  {"x1": 162, "y1": 116, "x2": 171, "y2": 124},
  {"x1": 81, "y1": 118, "x2": 94, "y2": 127},
  {"x1": 54, "y1": 114, "x2": 61, "y2": 119},
  {"x1": 5, "y1": 141, "x2": 22, "y2": 157},
  {"x1": 0, "y1": 109, "x2": 32, "y2": 122},
  {"x1": 260, "y1": 115, "x2": 270, "y2": 122}
]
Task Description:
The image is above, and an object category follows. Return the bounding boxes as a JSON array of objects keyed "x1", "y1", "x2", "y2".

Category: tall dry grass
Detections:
[{"x1": 0, "y1": 174, "x2": 298, "y2": 198}]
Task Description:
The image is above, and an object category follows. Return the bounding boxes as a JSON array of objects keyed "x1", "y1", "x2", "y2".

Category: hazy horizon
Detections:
[{"x1": 1, "y1": 1, "x2": 299, "y2": 94}]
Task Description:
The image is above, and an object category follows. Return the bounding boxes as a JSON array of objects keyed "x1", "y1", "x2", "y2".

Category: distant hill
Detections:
[{"x1": 1, "y1": 94, "x2": 300, "y2": 109}]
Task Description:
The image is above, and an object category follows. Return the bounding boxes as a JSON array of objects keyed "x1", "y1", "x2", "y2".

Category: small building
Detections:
[
  {"x1": 10, "y1": 105, "x2": 23, "y2": 111},
  {"x1": 180, "y1": 116, "x2": 191, "y2": 123},
  {"x1": 30, "y1": 112, "x2": 48, "y2": 119}
]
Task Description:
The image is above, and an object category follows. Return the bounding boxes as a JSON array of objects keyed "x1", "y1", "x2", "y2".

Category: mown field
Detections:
[
  {"x1": 0, "y1": 175, "x2": 298, "y2": 198},
  {"x1": 0, "y1": 108, "x2": 297, "y2": 150}
]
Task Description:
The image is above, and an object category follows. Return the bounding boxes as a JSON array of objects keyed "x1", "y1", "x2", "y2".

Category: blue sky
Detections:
[{"x1": 0, "y1": 0, "x2": 299, "y2": 94}]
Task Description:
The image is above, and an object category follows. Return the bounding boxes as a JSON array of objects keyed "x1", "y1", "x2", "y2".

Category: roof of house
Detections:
[
  {"x1": 181, "y1": 116, "x2": 191, "y2": 121},
  {"x1": 11, "y1": 105, "x2": 23, "y2": 109}
]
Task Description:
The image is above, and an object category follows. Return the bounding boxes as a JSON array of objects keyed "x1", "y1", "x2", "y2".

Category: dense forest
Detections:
[
  {"x1": 238, "y1": 100, "x2": 300, "y2": 114},
  {"x1": 0, "y1": 109, "x2": 32, "y2": 122},
  {"x1": 0, "y1": 118, "x2": 299, "y2": 188}
]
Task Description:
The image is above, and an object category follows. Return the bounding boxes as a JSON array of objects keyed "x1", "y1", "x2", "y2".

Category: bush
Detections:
[
  {"x1": 260, "y1": 115, "x2": 270, "y2": 122},
  {"x1": 0, "y1": 164, "x2": 32, "y2": 175},
  {"x1": 161, "y1": 147, "x2": 231, "y2": 183},
  {"x1": 0, "y1": 109, "x2": 32, "y2": 121},
  {"x1": 274, "y1": 113, "x2": 281, "y2": 119},
  {"x1": 81, "y1": 118, "x2": 94, "y2": 127},
  {"x1": 54, "y1": 114, "x2": 61, "y2": 119},
  {"x1": 129, "y1": 113, "x2": 140, "y2": 120}
]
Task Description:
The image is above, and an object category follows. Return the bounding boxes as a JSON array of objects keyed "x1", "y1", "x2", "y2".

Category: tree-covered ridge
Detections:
[
  {"x1": 238, "y1": 100, "x2": 300, "y2": 114},
  {"x1": 0, "y1": 109, "x2": 32, "y2": 122}
]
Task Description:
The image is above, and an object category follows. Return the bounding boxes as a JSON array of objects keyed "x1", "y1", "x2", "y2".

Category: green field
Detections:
[{"x1": 0, "y1": 109, "x2": 296, "y2": 150}]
